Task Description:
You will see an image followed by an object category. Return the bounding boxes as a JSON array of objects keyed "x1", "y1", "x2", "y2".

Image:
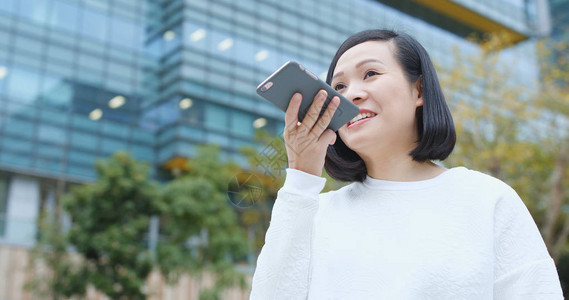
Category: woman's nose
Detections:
[{"x1": 345, "y1": 85, "x2": 367, "y2": 103}]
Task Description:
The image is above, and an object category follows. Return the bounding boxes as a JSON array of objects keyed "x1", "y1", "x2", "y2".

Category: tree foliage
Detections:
[
  {"x1": 32, "y1": 153, "x2": 160, "y2": 299},
  {"x1": 28, "y1": 150, "x2": 250, "y2": 300},
  {"x1": 156, "y1": 145, "x2": 250, "y2": 300},
  {"x1": 439, "y1": 32, "x2": 569, "y2": 263},
  {"x1": 534, "y1": 33, "x2": 569, "y2": 259}
]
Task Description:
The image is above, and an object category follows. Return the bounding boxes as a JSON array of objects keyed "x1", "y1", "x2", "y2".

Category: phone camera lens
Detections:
[{"x1": 260, "y1": 81, "x2": 273, "y2": 92}]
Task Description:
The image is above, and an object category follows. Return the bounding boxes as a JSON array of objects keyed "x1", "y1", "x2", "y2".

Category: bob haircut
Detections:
[{"x1": 324, "y1": 29, "x2": 456, "y2": 182}]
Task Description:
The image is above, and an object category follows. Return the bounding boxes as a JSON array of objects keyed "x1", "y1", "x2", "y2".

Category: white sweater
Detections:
[{"x1": 250, "y1": 167, "x2": 563, "y2": 300}]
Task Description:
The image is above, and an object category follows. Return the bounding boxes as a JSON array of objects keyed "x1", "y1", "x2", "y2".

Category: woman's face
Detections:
[{"x1": 332, "y1": 40, "x2": 423, "y2": 155}]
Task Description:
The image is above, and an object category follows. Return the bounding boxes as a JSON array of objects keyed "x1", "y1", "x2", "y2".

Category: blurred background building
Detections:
[
  {"x1": 549, "y1": 0, "x2": 568, "y2": 39},
  {"x1": 547, "y1": 0, "x2": 568, "y2": 68},
  {"x1": 0, "y1": 0, "x2": 552, "y2": 268}
]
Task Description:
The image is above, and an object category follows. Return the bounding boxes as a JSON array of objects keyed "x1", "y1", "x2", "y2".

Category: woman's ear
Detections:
[{"x1": 415, "y1": 75, "x2": 424, "y2": 107}]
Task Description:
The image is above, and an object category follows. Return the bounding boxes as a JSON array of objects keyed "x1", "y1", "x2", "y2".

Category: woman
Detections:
[{"x1": 250, "y1": 30, "x2": 563, "y2": 299}]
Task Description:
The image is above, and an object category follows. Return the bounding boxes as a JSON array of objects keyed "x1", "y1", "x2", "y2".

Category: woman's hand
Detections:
[{"x1": 283, "y1": 90, "x2": 340, "y2": 177}]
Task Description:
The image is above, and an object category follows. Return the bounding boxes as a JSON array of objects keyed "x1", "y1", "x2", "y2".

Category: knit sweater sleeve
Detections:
[
  {"x1": 249, "y1": 168, "x2": 326, "y2": 300},
  {"x1": 493, "y1": 187, "x2": 564, "y2": 299}
]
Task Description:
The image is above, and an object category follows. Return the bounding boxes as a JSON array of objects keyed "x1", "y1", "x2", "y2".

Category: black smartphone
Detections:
[{"x1": 256, "y1": 61, "x2": 359, "y2": 132}]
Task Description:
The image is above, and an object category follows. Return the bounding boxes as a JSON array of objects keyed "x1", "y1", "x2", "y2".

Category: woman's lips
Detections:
[{"x1": 347, "y1": 115, "x2": 376, "y2": 129}]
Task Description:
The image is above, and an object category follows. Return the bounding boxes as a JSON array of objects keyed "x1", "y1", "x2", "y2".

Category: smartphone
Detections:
[{"x1": 256, "y1": 61, "x2": 359, "y2": 132}]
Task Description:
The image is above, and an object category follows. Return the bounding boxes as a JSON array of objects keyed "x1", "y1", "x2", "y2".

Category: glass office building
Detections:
[
  {"x1": 549, "y1": 0, "x2": 568, "y2": 59},
  {"x1": 0, "y1": 0, "x2": 549, "y2": 246},
  {"x1": 550, "y1": 0, "x2": 568, "y2": 37}
]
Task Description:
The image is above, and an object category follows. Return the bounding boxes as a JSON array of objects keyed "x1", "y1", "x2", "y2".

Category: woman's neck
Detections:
[{"x1": 359, "y1": 150, "x2": 446, "y2": 182}]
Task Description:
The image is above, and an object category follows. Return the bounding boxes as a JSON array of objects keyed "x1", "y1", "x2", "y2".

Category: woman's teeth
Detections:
[{"x1": 349, "y1": 112, "x2": 377, "y2": 125}]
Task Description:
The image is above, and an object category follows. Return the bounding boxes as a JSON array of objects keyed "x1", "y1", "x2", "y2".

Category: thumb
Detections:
[
  {"x1": 319, "y1": 129, "x2": 336, "y2": 146},
  {"x1": 329, "y1": 134, "x2": 336, "y2": 145}
]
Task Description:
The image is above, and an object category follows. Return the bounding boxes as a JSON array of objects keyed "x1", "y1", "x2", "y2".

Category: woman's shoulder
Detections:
[
  {"x1": 447, "y1": 166, "x2": 519, "y2": 201},
  {"x1": 318, "y1": 180, "x2": 352, "y2": 195},
  {"x1": 452, "y1": 167, "x2": 514, "y2": 188},
  {"x1": 318, "y1": 180, "x2": 364, "y2": 203}
]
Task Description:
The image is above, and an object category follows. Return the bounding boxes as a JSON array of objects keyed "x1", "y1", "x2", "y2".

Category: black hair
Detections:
[{"x1": 324, "y1": 29, "x2": 456, "y2": 182}]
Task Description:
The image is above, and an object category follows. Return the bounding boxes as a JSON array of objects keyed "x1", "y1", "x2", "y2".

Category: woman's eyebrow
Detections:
[
  {"x1": 333, "y1": 58, "x2": 386, "y2": 80},
  {"x1": 332, "y1": 71, "x2": 344, "y2": 80},
  {"x1": 356, "y1": 58, "x2": 385, "y2": 68}
]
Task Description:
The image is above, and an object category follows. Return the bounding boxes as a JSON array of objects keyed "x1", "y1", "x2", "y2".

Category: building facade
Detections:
[
  {"x1": 0, "y1": 0, "x2": 549, "y2": 248},
  {"x1": 549, "y1": 0, "x2": 568, "y2": 38}
]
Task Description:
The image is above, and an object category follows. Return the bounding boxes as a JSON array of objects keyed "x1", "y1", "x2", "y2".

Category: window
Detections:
[
  {"x1": 157, "y1": 126, "x2": 176, "y2": 146},
  {"x1": 15, "y1": 35, "x2": 43, "y2": 56},
  {"x1": 179, "y1": 100, "x2": 203, "y2": 126},
  {"x1": 102, "y1": 121, "x2": 129, "y2": 139},
  {"x1": 40, "y1": 110, "x2": 69, "y2": 126},
  {"x1": 104, "y1": 78, "x2": 133, "y2": 96},
  {"x1": 234, "y1": 38, "x2": 255, "y2": 66},
  {"x1": 131, "y1": 129, "x2": 154, "y2": 144},
  {"x1": 42, "y1": 75, "x2": 73, "y2": 107},
  {"x1": 230, "y1": 110, "x2": 254, "y2": 138},
  {"x1": 78, "y1": 53, "x2": 105, "y2": 73},
  {"x1": 45, "y1": 61, "x2": 73, "y2": 77},
  {"x1": 7, "y1": 67, "x2": 41, "y2": 103},
  {"x1": 37, "y1": 144, "x2": 63, "y2": 159},
  {"x1": 1, "y1": 137, "x2": 32, "y2": 154},
  {"x1": 107, "y1": 61, "x2": 133, "y2": 82},
  {"x1": 204, "y1": 103, "x2": 228, "y2": 131},
  {"x1": 178, "y1": 125, "x2": 203, "y2": 141},
  {"x1": 12, "y1": 51, "x2": 42, "y2": 70},
  {"x1": 67, "y1": 165, "x2": 95, "y2": 178},
  {"x1": 130, "y1": 144, "x2": 153, "y2": 161},
  {"x1": 110, "y1": 17, "x2": 137, "y2": 49},
  {"x1": 208, "y1": 72, "x2": 231, "y2": 90},
  {"x1": 205, "y1": 131, "x2": 229, "y2": 147},
  {"x1": 50, "y1": 0, "x2": 80, "y2": 33},
  {"x1": 38, "y1": 124, "x2": 66, "y2": 144},
  {"x1": 101, "y1": 138, "x2": 128, "y2": 155},
  {"x1": 181, "y1": 65, "x2": 207, "y2": 83},
  {"x1": 68, "y1": 150, "x2": 97, "y2": 166},
  {"x1": 18, "y1": 0, "x2": 48, "y2": 24},
  {"x1": 7, "y1": 101, "x2": 37, "y2": 120},
  {"x1": 81, "y1": 8, "x2": 108, "y2": 41},
  {"x1": 0, "y1": 152, "x2": 32, "y2": 168},
  {"x1": 46, "y1": 44, "x2": 74, "y2": 63},
  {"x1": 0, "y1": 0, "x2": 17, "y2": 14},
  {"x1": 4, "y1": 118, "x2": 35, "y2": 138},
  {"x1": 72, "y1": 115, "x2": 99, "y2": 132},
  {"x1": 70, "y1": 131, "x2": 98, "y2": 150}
]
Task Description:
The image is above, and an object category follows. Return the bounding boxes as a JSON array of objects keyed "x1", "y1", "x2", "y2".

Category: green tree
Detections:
[
  {"x1": 28, "y1": 150, "x2": 251, "y2": 300},
  {"x1": 28, "y1": 152, "x2": 159, "y2": 300},
  {"x1": 26, "y1": 182, "x2": 89, "y2": 300},
  {"x1": 440, "y1": 32, "x2": 569, "y2": 263},
  {"x1": 534, "y1": 34, "x2": 569, "y2": 259},
  {"x1": 156, "y1": 144, "x2": 249, "y2": 300},
  {"x1": 440, "y1": 33, "x2": 539, "y2": 182},
  {"x1": 66, "y1": 152, "x2": 159, "y2": 299}
]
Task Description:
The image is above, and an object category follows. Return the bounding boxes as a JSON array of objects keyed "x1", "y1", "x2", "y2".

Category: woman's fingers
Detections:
[
  {"x1": 284, "y1": 93, "x2": 302, "y2": 138},
  {"x1": 319, "y1": 128, "x2": 337, "y2": 146},
  {"x1": 284, "y1": 93, "x2": 301, "y2": 125},
  {"x1": 312, "y1": 96, "x2": 340, "y2": 141},
  {"x1": 282, "y1": 91, "x2": 338, "y2": 177},
  {"x1": 301, "y1": 90, "x2": 327, "y2": 131}
]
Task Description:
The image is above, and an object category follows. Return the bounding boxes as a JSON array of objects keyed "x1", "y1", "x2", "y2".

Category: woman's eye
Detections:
[
  {"x1": 334, "y1": 83, "x2": 346, "y2": 91},
  {"x1": 364, "y1": 70, "x2": 378, "y2": 79}
]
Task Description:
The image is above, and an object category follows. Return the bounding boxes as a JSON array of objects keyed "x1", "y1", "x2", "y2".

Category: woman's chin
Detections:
[{"x1": 341, "y1": 135, "x2": 372, "y2": 153}]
